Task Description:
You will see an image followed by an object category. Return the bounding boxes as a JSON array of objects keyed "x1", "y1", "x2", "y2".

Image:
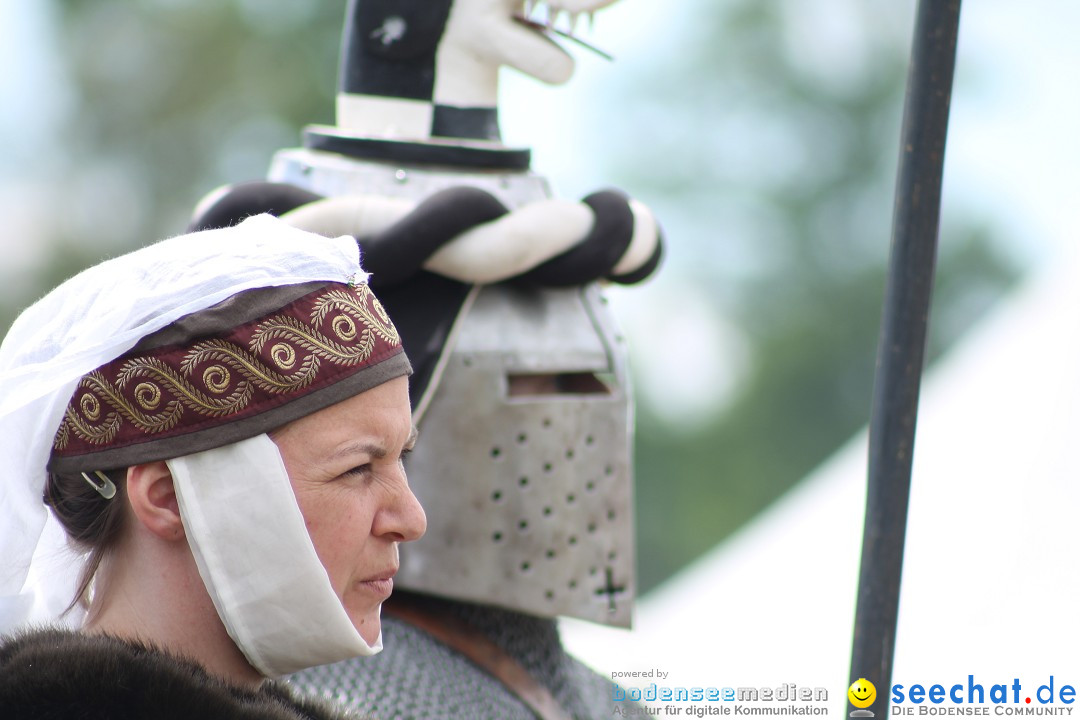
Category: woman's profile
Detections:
[{"x1": 0, "y1": 214, "x2": 426, "y2": 717}]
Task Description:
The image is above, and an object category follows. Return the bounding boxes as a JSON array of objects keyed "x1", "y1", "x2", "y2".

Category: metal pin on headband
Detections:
[{"x1": 81, "y1": 471, "x2": 117, "y2": 500}]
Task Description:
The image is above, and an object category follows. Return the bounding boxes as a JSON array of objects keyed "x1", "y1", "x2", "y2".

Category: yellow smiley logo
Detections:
[{"x1": 848, "y1": 678, "x2": 876, "y2": 709}]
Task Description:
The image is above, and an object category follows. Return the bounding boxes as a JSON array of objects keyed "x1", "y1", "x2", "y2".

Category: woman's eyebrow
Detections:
[
  {"x1": 333, "y1": 426, "x2": 419, "y2": 461},
  {"x1": 331, "y1": 441, "x2": 385, "y2": 461}
]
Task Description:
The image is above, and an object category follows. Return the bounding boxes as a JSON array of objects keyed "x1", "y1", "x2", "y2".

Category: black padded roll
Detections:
[
  {"x1": 608, "y1": 232, "x2": 664, "y2": 285},
  {"x1": 361, "y1": 186, "x2": 508, "y2": 287},
  {"x1": 187, "y1": 182, "x2": 325, "y2": 233},
  {"x1": 516, "y1": 190, "x2": 635, "y2": 287}
]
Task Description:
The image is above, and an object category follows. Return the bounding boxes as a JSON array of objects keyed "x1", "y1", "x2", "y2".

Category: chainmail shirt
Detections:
[{"x1": 289, "y1": 595, "x2": 625, "y2": 720}]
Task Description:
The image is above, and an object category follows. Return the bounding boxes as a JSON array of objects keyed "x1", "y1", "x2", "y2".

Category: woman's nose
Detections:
[{"x1": 375, "y1": 471, "x2": 427, "y2": 542}]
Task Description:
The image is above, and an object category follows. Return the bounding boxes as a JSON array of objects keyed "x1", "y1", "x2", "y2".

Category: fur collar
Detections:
[{"x1": 0, "y1": 627, "x2": 355, "y2": 719}]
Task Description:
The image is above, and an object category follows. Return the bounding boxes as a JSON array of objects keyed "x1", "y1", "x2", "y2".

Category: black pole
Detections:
[{"x1": 848, "y1": 1, "x2": 961, "y2": 716}]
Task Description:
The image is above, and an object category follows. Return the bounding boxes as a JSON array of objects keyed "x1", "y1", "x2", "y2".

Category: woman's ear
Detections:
[{"x1": 126, "y1": 462, "x2": 185, "y2": 541}]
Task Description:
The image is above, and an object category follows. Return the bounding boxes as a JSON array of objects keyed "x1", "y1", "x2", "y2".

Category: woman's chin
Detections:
[
  {"x1": 347, "y1": 605, "x2": 383, "y2": 646},
  {"x1": 359, "y1": 620, "x2": 381, "y2": 646}
]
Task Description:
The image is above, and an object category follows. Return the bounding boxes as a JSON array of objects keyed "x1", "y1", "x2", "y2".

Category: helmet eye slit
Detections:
[{"x1": 506, "y1": 373, "x2": 611, "y2": 398}]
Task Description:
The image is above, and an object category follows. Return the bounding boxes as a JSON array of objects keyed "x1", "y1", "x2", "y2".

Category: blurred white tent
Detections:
[{"x1": 562, "y1": 244, "x2": 1080, "y2": 694}]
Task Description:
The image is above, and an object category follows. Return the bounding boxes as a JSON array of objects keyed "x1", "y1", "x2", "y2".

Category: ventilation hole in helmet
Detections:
[
  {"x1": 546, "y1": 549, "x2": 556, "y2": 559},
  {"x1": 492, "y1": 531, "x2": 503, "y2": 542},
  {"x1": 565, "y1": 448, "x2": 574, "y2": 460},
  {"x1": 516, "y1": 432, "x2": 528, "y2": 445},
  {"x1": 545, "y1": 590, "x2": 555, "y2": 600},
  {"x1": 604, "y1": 465, "x2": 614, "y2": 476},
  {"x1": 607, "y1": 509, "x2": 616, "y2": 520},
  {"x1": 587, "y1": 522, "x2": 597, "y2": 534},
  {"x1": 490, "y1": 447, "x2": 502, "y2": 459},
  {"x1": 543, "y1": 506, "x2": 553, "y2": 516},
  {"x1": 586, "y1": 481, "x2": 596, "y2": 492},
  {"x1": 589, "y1": 566, "x2": 597, "y2": 576},
  {"x1": 518, "y1": 519, "x2": 529, "y2": 531},
  {"x1": 568, "y1": 579, "x2": 578, "y2": 589},
  {"x1": 519, "y1": 476, "x2": 529, "y2": 487},
  {"x1": 521, "y1": 561, "x2": 531, "y2": 572},
  {"x1": 566, "y1": 493, "x2": 576, "y2": 504},
  {"x1": 585, "y1": 435, "x2": 595, "y2": 446},
  {"x1": 568, "y1": 535, "x2": 578, "y2": 545},
  {"x1": 542, "y1": 418, "x2": 552, "y2": 428},
  {"x1": 463, "y1": 357, "x2": 473, "y2": 367},
  {"x1": 608, "y1": 551, "x2": 617, "y2": 561},
  {"x1": 491, "y1": 490, "x2": 503, "y2": 502}
]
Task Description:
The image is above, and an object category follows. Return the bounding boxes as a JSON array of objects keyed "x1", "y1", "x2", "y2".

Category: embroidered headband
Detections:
[{"x1": 48, "y1": 281, "x2": 409, "y2": 474}]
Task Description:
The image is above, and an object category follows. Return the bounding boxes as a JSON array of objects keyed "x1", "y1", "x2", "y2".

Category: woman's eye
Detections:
[{"x1": 342, "y1": 464, "x2": 371, "y2": 479}]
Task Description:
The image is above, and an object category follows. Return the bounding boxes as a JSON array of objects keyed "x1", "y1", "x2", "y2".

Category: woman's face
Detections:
[{"x1": 271, "y1": 375, "x2": 426, "y2": 644}]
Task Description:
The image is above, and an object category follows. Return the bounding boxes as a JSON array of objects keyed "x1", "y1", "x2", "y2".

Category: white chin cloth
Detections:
[{"x1": 169, "y1": 434, "x2": 381, "y2": 678}]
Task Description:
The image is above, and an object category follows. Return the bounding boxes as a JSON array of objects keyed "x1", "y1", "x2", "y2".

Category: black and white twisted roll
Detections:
[{"x1": 189, "y1": 181, "x2": 662, "y2": 289}]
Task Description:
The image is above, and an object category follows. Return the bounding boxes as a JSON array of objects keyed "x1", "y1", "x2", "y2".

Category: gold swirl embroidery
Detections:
[
  {"x1": 250, "y1": 315, "x2": 375, "y2": 366},
  {"x1": 80, "y1": 392, "x2": 101, "y2": 421},
  {"x1": 134, "y1": 382, "x2": 162, "y2": 410},
  {"x1": 58, "y1": 372, "x2": 138, "y2": 446},
  {"x1": 182, "y1": 340, "x2": 320, "y2": 392},
  {"x1": 271, "y1": 342, "x2": 296, "y2": 369},
  {"x1": 117, "y1": 357, "x2": 252, "y2": 421},
  {"x1": 202, "y1": 365, "x2": 231, "y2": 394},
  {"x1": 332, "y1": 314, "x2": 357, "y2": 341},
  {"x1": 87, "y1": 366, "x2": 187, "y2": 433},
  {"x1": 311, "y1": 287, "x2": 400, "y2": 346},
  {"x1": 62, "y1": 402, "x2": 122, "y2": 446},
  {"x1": 53, "y1": 285, "x2": 398, "y2": 451},
  {"x1": 368, "y1": 293, "x2": 397, "y2": 338}
]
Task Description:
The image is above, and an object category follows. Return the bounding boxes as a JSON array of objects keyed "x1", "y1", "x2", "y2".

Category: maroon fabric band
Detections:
[{"x1": 50, "y1": 282, "x2": 405, "y2": 469}]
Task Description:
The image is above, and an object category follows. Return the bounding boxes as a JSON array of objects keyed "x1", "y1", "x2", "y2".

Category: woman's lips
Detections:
[{"x1": 359, "y1": 572, "x2": 395, "y2": 598}]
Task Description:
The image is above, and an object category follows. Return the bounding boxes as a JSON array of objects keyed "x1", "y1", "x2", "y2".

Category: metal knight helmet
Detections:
[{"x1": 190, "y1": 0, "x2": 661, "y2": 628}]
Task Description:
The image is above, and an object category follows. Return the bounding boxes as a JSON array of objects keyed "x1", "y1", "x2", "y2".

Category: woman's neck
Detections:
[{"x1": 85, "y1": 541, "x2": 264, "y2": 688}]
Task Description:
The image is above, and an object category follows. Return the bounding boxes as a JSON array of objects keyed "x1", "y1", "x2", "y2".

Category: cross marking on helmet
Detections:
[{"x1": 594, "y1": 566, "x2": 625, "y2": 613}]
